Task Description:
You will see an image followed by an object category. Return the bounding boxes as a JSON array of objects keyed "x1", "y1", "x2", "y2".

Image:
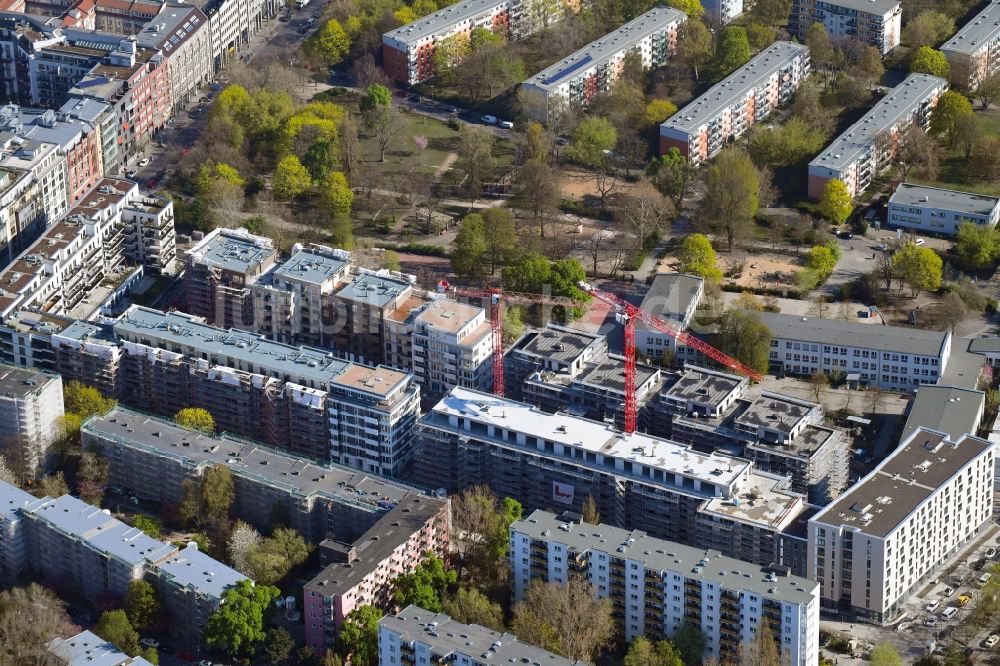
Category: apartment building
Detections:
[
  {"x1": 48, "y1": 630, "x2": 156, "y2": 666},
  {"x1": 0, "y1": 178, "x2": 176, "y2": 324},
  {"x1": 790, "y1": 0, "x2": 901, "y2": 54},
  {"x1": 59, "y1": 97, "x2": 118, "y2": 176},
  {"x1": 659, "y1": 42, "x2": 810, "y2": 165},
  {"x1": 808, "y1": 73, "x2": 947, "y2": 199},
  {"x1": 93, "y1": 0, "x2": 163, "y2": 34},
  {"x1": 758, "y1": 311, "x2": 951, "y2": 392},
  {"x1": 887, "y1": 183, "x2": 1000, "y2": 236},
  {"x1": 330, "y1": 269, "x2": 416, "y2": 365},
  {"x1": 941, "y1": 0, "x2": 1000, "y2": 90},
  {"x1": 511, "y1": 510, "x2": 820, "y2": 665},
  {"x1": 520, "y1": 6, "x2": 685, "y2": 123},
  {"x1": 0, "y1": 164, "x2": 44, "y2": 268},
  {"x1": 304, "y1": 494, "x2": 450, "y2": 651},
  {"x1": 634, "y1": 272, "x2": 704, "y2": 362},
  {"x1": 652, "y1": 365, "x2": 748, "y2": 439},
  {"x1": 901, "y1": 385, "x2": 985, "y2": 442},
  {"x1": 184, "y1": 227, "x2": 277, "y2": 328},
  {"x1": 0, "y1": 363, "x2": 63, "y2": 478},
  {"x1": 0, "y1": 478, "x2": 32, "y2": 581},
  {"x1": 410, "y1": 298, "x2": 493, "y2": 399},
  {"x1": 0, "y1": 134, "x2": 68, "y2": 236},
  {"x1": 194, "y1": 0, "x2": 277, "y2": 72},
  {"x1": 378, "y1": 605, "x2": 588, "y2": 666},
  {"x1": 503, "y1": 324, "x2": 607, "y2": 402},
  {"x1": 135, "y1": 4, "x2": 212, "y2": 109},
  {"x1": 415, "y1": 387, "x2": 811, "y2": 574},
  {"x1": 702, "y1": 0, "x2": 746, "y2": 24},
  {"x1": 82, "y1": 406, "x2": 431, "y2": 544},
  {"x1": 808, "y1": 428, "x2": 994, "y2": 623}
]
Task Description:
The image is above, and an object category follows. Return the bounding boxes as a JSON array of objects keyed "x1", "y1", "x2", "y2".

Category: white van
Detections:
[
  {"x1": 941, "y1": 606, "x2": 959, "y2": 620},
  {"x1": 481, "y1": 115, "x2": 497, "y2": 125}
]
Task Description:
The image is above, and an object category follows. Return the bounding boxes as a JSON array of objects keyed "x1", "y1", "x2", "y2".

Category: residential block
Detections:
[
  {"x1": 0, "y1": 362, "x2": 63, "y2": 477},
  {"x1": 941, "y1": 0, "x2": 1000, "y2": 91},
  {"x1": 790, "y1": 0, "x2": 901, "y2": 54},
  {"x1": 887, "y1": 183, "x2": 1000, "y2": 236}
]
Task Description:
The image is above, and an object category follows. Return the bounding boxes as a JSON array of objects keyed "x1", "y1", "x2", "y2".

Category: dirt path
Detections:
[{"x1": 434, "y1": 152, "x2": 458, "y2": 179}]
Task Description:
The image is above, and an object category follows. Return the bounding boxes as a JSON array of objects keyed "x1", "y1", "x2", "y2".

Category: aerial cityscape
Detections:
[{"x1": 2, "y1": 0, "x2": 1000, "y2": 662}]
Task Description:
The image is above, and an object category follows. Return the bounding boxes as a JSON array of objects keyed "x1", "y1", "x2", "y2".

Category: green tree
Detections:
[
  {"x1": 432, "y1": 33, "x2": 471, "y2": 81},
  {"x1": 805, "y1": 245, "x2": 837, "y2": 277},
  {"x1": 381, "y1": 250, "x2": 401, "y2": 271},
  {"x1": 677, "y1": 234, "x2": 722, "y2": 282},
  {"x1": 247, "y1": 527, "x2": 314, "y2": 584},
  {"x1": 703, "y1": 147, "x2": 760, "y2": 251},
  {"x1": 123, "y1": 580, "x2": 160, "y2": 632},
  {"x1": 715, "y1": 310, "x2": 771, "y2": 375},
  {"x1": 338, "y1": 605, "x2": 382, "y2": 666},
  {"x1": 910, "y1": 46, "x2": 950, "y2": 77},
  {"x1": 459, "y1": 124, "x2": 496, "y2": 193},
  {"x1": 503, "y1": 305, "x2": 525, "y2": 343},
  {"x1": 470, "y1": 26, "x2": 500, "y2": 49},
  {"x1": 503, "y1": 253, "x2": 552, "y2": 293},
  {"x1": 870, "y1": 644, "x2": 903, "y2": 666},
  {"x1": 263, "y1": 626, "x2": 296, "y2": 665},
  {"x1": 930, "y1": 90, "x2": 974, "y2": 143},
  {"x1": 140, "y1": 647, "x2": 159, "y2": 665},
  {"x1": 567, "y1": 117, "x2": 617, "y2": 167},
  {"x1": 751, "y1": 0, "x2": 791, "y2": 25},
  {"x1": 511, "y1": 578, "x2": 614, "y2": 662},
  {"x1": 858, "y1": 46, "x2": 885, "y2": 83},
  {"x1": 273, "y1": 155, "x2": 312, "y2": 200},
  {"x1": 647, "y1": 148, "x2": 696, "y2": 208},
  {"x1": 132, "y1": 515, "x2": 163, "y2": 540},
  {"x1": 64, "y1": 381, "x2": 115, "y2": 419},
  {"x1": 95, "y1": 610, "x2": 140, "y2": 655},
  {"x1": 672, "y1": 623, "x2": 706, "y2": 666},
  {"x1": 360, "y1": 84, "x2": 391, "y2": 112},
  {"x1": 667, "y1": 0, "x2": 704, "y2": 17},
  {"x1": 320, "y1": 171, "x2": 353, "y2": 219},
  {"x1": 204, "y1": 580, "x2": 280, "y2": 661},
  {"x1": 303, "y1": 138, "x2": 338, "y2": 181},
  {"x1": 624, "y1": 637, "x2": 684, "y2": 666},
  {"x1": 805, "y1": 23, "x2": 834, "y2": 71},
  {"x1": 677, "y1": 19, "x2": 713, "y2": 80},
  {"x1": 715, "y1": 26, "x2": 752, "y2": 79},
  {"x1": 393, "y1": 553, "x2": 457, "y2": 612},
  {"x1": 903, "y1": 11, "x2": 954, "y2": 49},
  {"x1": 201, "y1": 464, "x2": 235, "y2": 521},
  {"x1": 955, "y1": 222, "x2": 999, "y2": 269},
  {"x1": 481, "y1": 208, "x2": 516, "y2": 274},
  {"x1": 35, "y1": 472, "x2": 69, "y2": 498},
  {"x1": 641, "y1": 99, "x2": 678, "y2": 128},
  {"x1": 745, "y1": 21, "x2": 777, "y2": 52},
  {"x1": 894, "y1": 244, "x2": 942, "y2": 297},
  {"x1": 302, "y1": 19, "x2": 350, "y2": 67},
  {"x1": 451, "y1": 214, "x2": 488, "y2": 278},
  {"x1": 174, "y1": 407, "x2": 215, "y2": 433},
  {"x1": 818, "y1": 179, "x2": 853, "y2": 225},
  {"x1": 443, "y1": 587, "x2": 504, "y2": 631},
  {"x1": 741, "y1": 623, "x2": 781, "y2": 665}
]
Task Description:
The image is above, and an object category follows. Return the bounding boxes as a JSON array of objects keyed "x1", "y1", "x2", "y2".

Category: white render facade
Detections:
[
  {"x1": 887, "y1": 183, "x2": 1000, "y2": 236},
  {"x1": 791, "y1": 0, "x2": 901, "y2": 54},
  {"x1": 0, "y1": 363, "x2": 64, "y2": 477},
  {"x1": 941, "y1": 0, "x2": 1000, "y2": 90},
  {"x1": 411, "y1": 298, "x2": 493, "y2": 398},
  {"x1": 808, "y1": 428, "x2": 994, "y2": 623},
  {"x1": 511, "y1": 510, "x2": 820, "y2": 665}
]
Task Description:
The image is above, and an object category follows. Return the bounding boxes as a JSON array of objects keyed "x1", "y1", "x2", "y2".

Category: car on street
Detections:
[
  {"x1": 958, "y1": 594, "x2": 972, "y2": 606},
  {"x1": 914, "y1": 237, "x2": 926, "y2": 246},
  {"x1": 925, "y1": 616, "x2": 938, "y2": 626},
  {"x1": 139, "y1": 638, "x2": 160, "y2": 649},
  {"x1": 198, "y1": 661, "x2": 213, "y2": 666},
  {"x1": 138, "y1": 157, "x2": 150, "y2": 167},
  {"x1": 973, "y1": 558, "x2": 987, "y2": 571},
  {"x1": 941, "y1": 607, "x2": 959, "y2": 620},
  {"x1": 987, "y1": 635, "x2": 1000, "y2": 649},
  {"x1": 838, "y1": 231, "x2": 854, "y2": 239},
  {"x1": 279, "y1": 14, "x2": 289, "y2": 20},
  {"x1": 979, "y1": 572, "x2": 993, "y2": 586},
  {"x1": 125, "y1": 169, "x2": 138, "y2": 178}
]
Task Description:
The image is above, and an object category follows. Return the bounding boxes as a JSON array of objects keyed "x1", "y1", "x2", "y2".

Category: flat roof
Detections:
[
  {"x1": 816, "y1": 0, "x2": 899, "y2": 14},
  {"x1": 942, "y1": 0, "x2": 1000, "y2": 56},
  {"x1": 889, "y1": 183, "x2": 1000, "y2": 216},
  {"x1": 809, "y1": 74, "x2": 947, "y2": 174},
  {"x1": 736, "y1": 391, "x2": 815, "y2": 435},
  {"x1": 901, "y1": 385, "x2": 984, "y2": 441},
  {"x1": 0, "y1": 478, "x2": 35, "y2": 524},
  {"x1": 380, "y1": 605, "x2": 587, "y2": 666},
  {"x1": 513, "y1": 510, "x2": 817, "y2": 605},
  {"x1": 0, "y1": 361, "x2": 58, "y2": 398},
  {"x1": 573, "y1": 353, "x2": 660, "y2": 395},
  {"x1": 185, "y1": 227, "x2": 274, "y2": 274},
  {"x1": 427, "y1": 388, "x2": 751, "y2": 491},
  {"x1": 154, "y1": 543, "x2": 245, "y2": 599},
  {"x1": 271, "y1": 247, "x2": 349, "y2": 285},
  {"x1": 328, "y1": 363, "x2": 412, "y2": 400},
  {"x1": 523, "y1": 6, "x2": 685, "y2": 92},
  {"x1": 660, "y1": 42, "x2": 808, "y2": 135},
  {"x1": 48, "y1": 630, "x2": 155, "y2": 666},
  {"x1": 639, "y1": 272, "x2": 705, "y2": 325},
  {"x1": 509, "y1": 325, "x2": 605, "y2": 365},
  {"x1": 335, "y1": 270, "x2": 412, "y2": 307},
  {"x1": 383, "y1": 0, "x2": 505, "y2": 44},
  {"x1": 812, "y1": 428, "x2": 992, "y2": 538},
  {"x1": 700, "y1": 470, "x2": 806, "y2": 530},
  {"x1": 970, "y1": 336, "x2": 1000, "y2": 353},
  {"x1": 663, "y1": 365, "x2": 747, "y2": 408},
  {"x1": 135, "y1": 4, "x2": 207, "y2": 54},
  {"x1": 83, "y1": 407, "x2": 418, "y2": 510},
  {"x1": 415, "y1": 299, "x2": 484, "y2": 335},
  {"x1": 757, "y1": 311, "x2": 949, "y2": 357}
]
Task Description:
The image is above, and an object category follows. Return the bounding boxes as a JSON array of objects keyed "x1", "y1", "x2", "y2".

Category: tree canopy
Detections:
[
  {"x1": 714, "y1": 310, "x2": 771, "y2": 374},
  {"x1": 566, "y1": 117, "x2": 617, "y2": 166},
  {"x1": 338, "y1": 605, "x2": 382, "y2": 666},
  {"x1": 714, "y1": 26, "x2": 752, "y2": 79},
  {"x1": 204, "y1": 579, "x2": 281, "y2": 660},
  {"x1": 893, "y1": 243, "x2": 943, "y2": 297},
  {"x1": 123, "y1": 580, "x2": 161, "y2": 632},
  {"x1": 677, "y1": 234, "x2": 722, "y2": 282},
  {"x1": 910, "y1": 46, "x2": 950, "y2": 77},
  {"x1": 174, "y1": 407, "x2": 215, "y2": 433},
  {"x1": 511, "y1": 578, "x2": 614, "y2": 662},
  {"x1": 818, "y1": 179, "x2": 853, "y2": 225},
  {"x1": 392, "y1": 553, "x2": 457, "y2": 612},
  {"x1": 930, "y1": 91, "x2": 974, "y2": 143},
  {"x1": 703, "y1": 148, "x2": 761, "y2": 250}
]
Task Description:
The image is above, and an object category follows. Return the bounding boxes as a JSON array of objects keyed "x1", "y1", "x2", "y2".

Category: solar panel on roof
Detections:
[{"x1": 542, "y1": 54, "x2": 593, "y2": 86}]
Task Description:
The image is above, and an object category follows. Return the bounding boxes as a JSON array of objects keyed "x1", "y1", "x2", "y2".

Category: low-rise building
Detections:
[
  {"x1": 809, "y1": 427, "x2": 994, "y2": 623},
  {"x1": 520, "y1": 6, "x2": 685, "y2": 123},
  {"x1": 790, "y1": 0, "x2": 900, "y2": 54},
  {"x1": 901, "y1": 385, "x2": 984, "y2": 442},
  {"x1": 887, "y1": 183, "x2": 1000, "y2": 236},
  {"x1": 511, "y1": 510, "x2": 820, "y2": 665},
  {"x1": 808, "y1": 74, "x2": 947, "y2": 199},
  {"x1": 659, "y1": 42, "x2": 810, "y2": 164},
  {"x1": 48, "y1": 630, "x2": 156, "y2": 666},
  {"x1": 378, "y1": 605, "x2": 588, "y2": 666},
  {"x1": 634, "y1": 272, "x2": 704, "y2": 362},
  {"x1": 941, "y1": 0, "x2": 1000, "y2": 91},
  {"x1": 0, "y1": 363, "x2": 63, "y2": 477}
]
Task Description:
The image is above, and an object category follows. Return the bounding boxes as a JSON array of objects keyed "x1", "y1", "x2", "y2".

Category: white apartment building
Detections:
[
  {"x1": 887, "y1": 183, "x2": 1000, "y2": 236},
  {"x1": 0, "y1": 363, "x2": 63, "y2": 478},
  {"x1": 196, "y1": 0, "x2": 276, "y2": 72},
  {"x1": 634, "y1": 272, "x2": 704, "y2": 361},
  {"x1": 520, "y1": 6, "x2": 685, "y2": 123},
  {"x1": 702, "y1": 0, "x2": 745, "y2": 25},
  {"x1": 511, "y1": 510, "x2": 820, "y2": 665},
  {"x1": 48, "y1": 630, "x2": 156, "y2": 666},
  {"x1": 0, "y1": 166, "x2": 44, "y2": 269},
  {"x1": 757, "y1": 311, "x2": 951, "y2": 392},
  {"x1": 791, "y1": 0, "x2": 901, "y2": 54},
  {"x1": 411, "y1": 298, "x2": 493, "y2": 398},
  {"x1": 808, "y1": 74, "x2": 947, "y2": 199},
  {"x1": 136, "y1": 4, "x2": 213, "y2": 109},
  {"x1": 378, "y1": 605, "x2": 587, "y2": 666},
  {"x1": 0, "y1": 479, "x2": 33, "y2": 582},
  {"x1": 0, "y1": 137, "x2": 68, "y2": 231},
  {"x1": 941, "y1": 0, "x2": 1000, "y2": 91},
  {"x1": 659, "y1": 42, "x2": 811, "y2": 165},
  {"x1": 808, "y1": 428, "x2": 994, "y2": 623}
]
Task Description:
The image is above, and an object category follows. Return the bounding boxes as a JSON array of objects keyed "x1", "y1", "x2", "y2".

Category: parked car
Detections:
[
  {"x1": 138, "y1": 157, "x2": 150, "y2": 167},
  {"x1": 943, "y1": 586, "x2": 955, "y2": 597},
  {"x1": 986, "y1": 635, "x2": 1000, "y2": 649},
  {"x1": 987, "y1": 547, "x2": 997, "y2": 558},
  {"x1": 925, "y1": 616, "x2": 939, "y2": 627},
  {"x1": 197, "y1": 661, "x2": 213, "y2": 666},
  {"x1": 914, "y1": 237, "x2": 926, "y2": 246},
  {"x1": 973, "y1": 558, "x2": 987, "y2": 571},
  {"x1": 941, "y1": 607, "x2": 959, "y2": 620},
  {"x1": 481, "y1": 114, "x2": 498, "y2": 125},
  {"x1": 838, "y1": 231, "x2": 854, "y2": 239},
  {"x1": 125, "y1": 169, "x2": 138, "y2": 178},
  {"x1": 499, "y1": 120, "x2": 514, "y2": 129},
  {"x1": 139, "y1": 638, "x2": 160, "y2": 649},
  {"x1": 979, "y1": 572, "x2": 993, "y2": 586},
  {"x1": 958, "y1": 594, "x2": 972, "y2": 606},
  {"x1": 925, "y1": 600, "x2": 940, "y2": 613}
]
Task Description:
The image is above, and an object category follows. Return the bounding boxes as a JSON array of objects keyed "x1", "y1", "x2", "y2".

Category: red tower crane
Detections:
[
  {"x1": 435, "y1": 281, "x2": 581, "y2": 397},
  {"x1": 577, "y1": 282, "x2": 763, "y2": 434}
]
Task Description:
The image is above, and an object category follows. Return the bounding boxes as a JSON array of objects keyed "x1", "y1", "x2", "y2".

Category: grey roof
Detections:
[
  {"x1": 185, "y1": 227, "x2": 274, "y2": 274},
  {"x1": 756, "y1": 311, "x2": 950, "y2": 357},
  {"x1": 47, "y1": 630, "x2": 155, "y2": 666},
  {"x1": 0, "y1": 479, "x2": 34, "y2": 524},
  {"x1": 889, "y1": 183, "x2": 1000, "y2": 216},
  {"x1": 736, "y1": 391, "x2": 816, "y2": 434},
  {"x1": 380, "y1": 605, "x2": 589, "y2": 666},
  {"x1": 135, "y1": 4, "x2": 207, "y2": 53},
  {"x1": 271, "y1": 247, "x2": 349, "y2": 285},
  {"x1": 0, "y1": 361, "x2": 59, "y2": 398},
  {"x1": 154, "y1": 543, "x2": 245, "y2": 599},
  {"x1": 383, "y1": 0, "x2": 506, "y2": 45},
  {"x1": 83, "y1": 407, "x2": 419, "y2": 510},
  {"x1": 574, "y1": 354, "x2": 660, "y2": 394},
  {"x1": 22, "y1": 494, "x2": 176, "y2": 566},
  {"x1": 662, "y1": 365, "x2": 747, "y2": 408},
  {"x1": 660, "y1": 42, "x2": 808, "y2": 135},
  {"x1": 523, "y1": 6, "x2": 686, "y2": 92},
  {"x1": 942, "y1": 0, "x2": 1000, "y2": 56},
  {"x1": 901, "y1": 385, "x2": 984, "y2": 441},
  {"x1": 509, "y1": 325, "x2": 605, "y2": 365},
  {"x1": 335, "y1": 270, "x2": 412, "y2": 307},
  {"x1": 941, "y1": 337, "x2": 986, "y2": 388},
  {"x1": 812, "y1": 428, "x2": 992, "y2": 538},
  {"x1": 58, "y1": 97, "x2": 111, "y2": 123},
  {"x1": 0, "y1": 105, "x2": 90, "y2": 148},
  {"x1": 970, "y1": 336, "x2": 1000, "y2": 353},
  {"x1": 639, "y1": 272, "x2": 704, "y2": 325},
  {"x1": 809, "y1": 74, "x2": 947, "y2": 175},
  {"x1": 812, "y1": 0, "x2": 899, "y2": 14},
  {"x1": 512, "y1": 510, "x2": 818, "y2": 606}
]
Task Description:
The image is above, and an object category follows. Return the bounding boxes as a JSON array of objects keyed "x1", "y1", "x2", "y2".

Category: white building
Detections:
[
  {"x1": 48, "y1": 630, "x2": 156, "y2": 666},
  {"x1": 411, "y1": 298, "x2": 493, "y2": 399},
  {"x1": 634, "y1": 272, "x2": 704, "y2": 361},
  {"x1": 0, "y1": 137, "x2": 68, "y2": 229},
  {"x1": 0, "y1": 479, "x2": 33, "y2": 582},
  {"x1": 808, "y1": 427, "x2": 994, "y2": 623},
  {"x1": 0, "y1": 363, "x2": 64, "y2": 478},
  {"x1": 702, "y1": 0, "x2": 745, "y2": 25},
  {"x1": 511, "y1": 509, "x2": 820, "y2": 665},
  {"x1": 941, "y1": 0, "x2": 1000, "y2": 91},
  {"x1": 887, "y1": 183, "x2": 1000, "y2": 236},
  {"x1": 659, "y1": 42, "x2": 811, "y2": 165},
  {"x1": 808, "y1": 74, "x2": 947, "y2": 199},
  {"x1": 136, "y1": 4, "x2": 213, "y2": 109},
  {"x1": 791, "y1": 0, "x2": 901, "y2": 54},
  {"x1": 758, "y1": 311, "x2": 951, "y2": 392}
]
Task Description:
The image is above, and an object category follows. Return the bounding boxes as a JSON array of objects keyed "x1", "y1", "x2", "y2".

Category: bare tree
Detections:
[
  {"x1": 0, "y1": 453, "x2": 17, "y2": 486},
  {"x1": 365, "y1": 104, "x2": 405, "y2": 163},
  {"x1": 877, "y1": 250, "x2": 897, "y2": 291},
  {"x1": 227, "y1": 521, "x2": 263, "y2": 577},
  {"x1": 897, "y1": 124, "x2": 939, "y2": 181},
  {"x1": 977, "y1": 70, "x2": 1000, "y2": 109},
  {"x1": 809, "y1": 371, "x2": 829, "y2": 403},
  {"x1": 351, "y1": 52, "x2": 389, "y2": 89},
  {"x1": 338, "y1": 113, "x2": 361, "y2": 178},
  {"x1": 939, "y1": 292, "x2": 970, "y2": 333},
  {"x1": 514, "y1": 159, "x2": 560, "y2": 238},
  {"x1": 0, "y1": 584, "x2": 79, "y2": 666},
  {"x1": 619, "y1": 193, "x2": 670, "y2": 251},
  {"x1": 511, "y1": 578, "x2": 614, "y2": 662}
]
